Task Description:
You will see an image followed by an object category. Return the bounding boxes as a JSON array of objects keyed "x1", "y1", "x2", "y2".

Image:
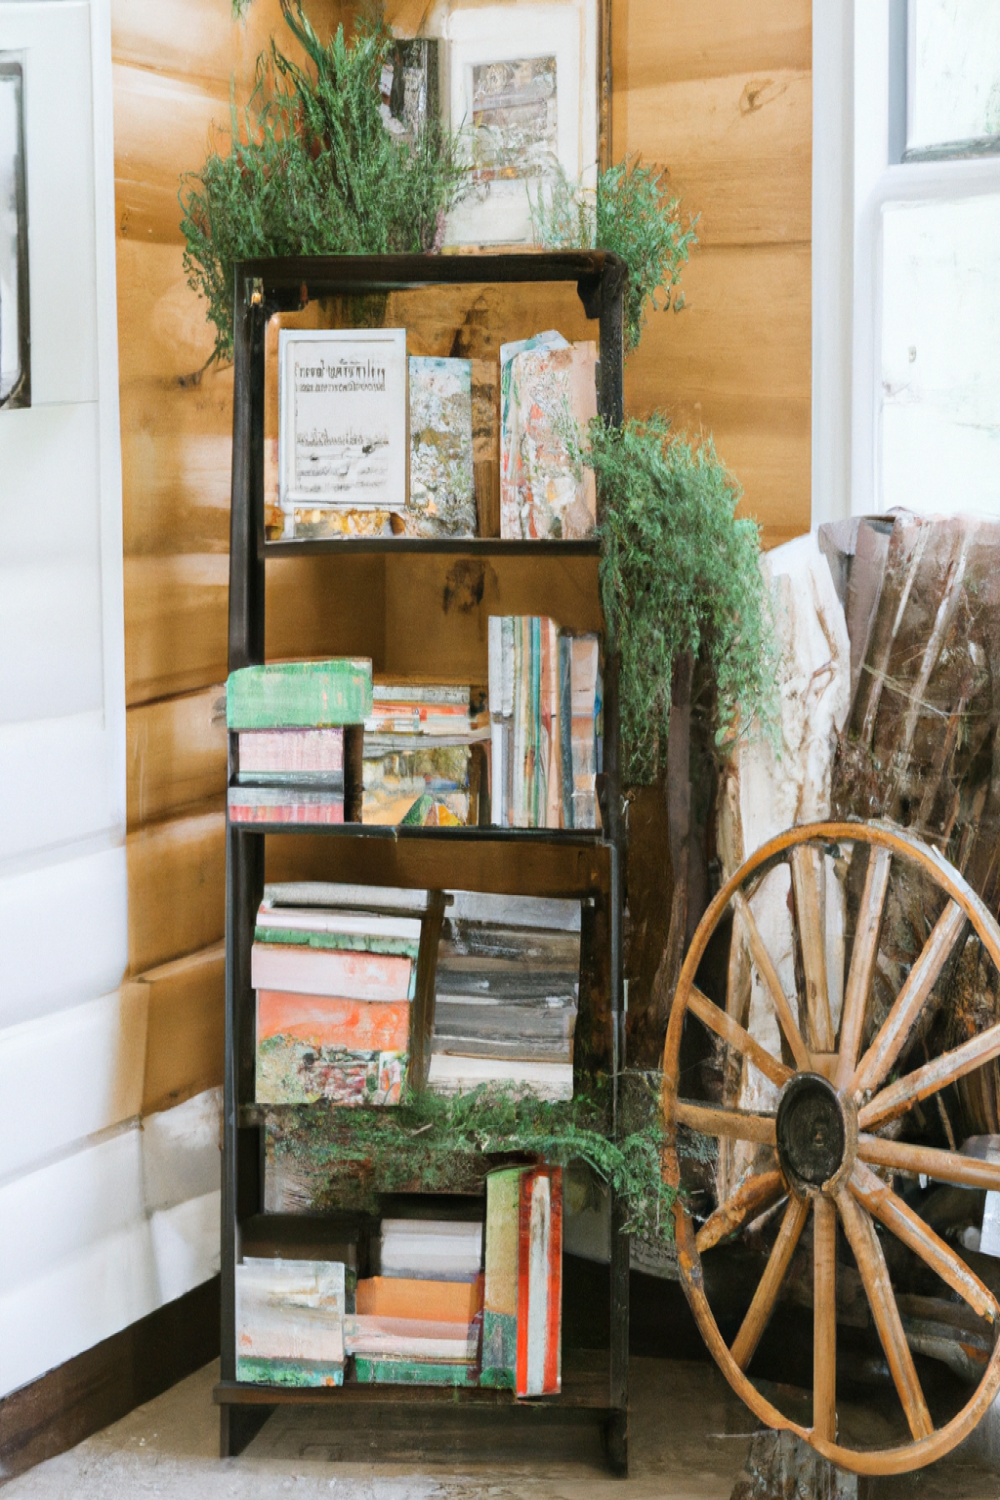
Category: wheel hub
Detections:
[{"x1": 776, "y1": 1073, "x2": 853, "y2": 1195}]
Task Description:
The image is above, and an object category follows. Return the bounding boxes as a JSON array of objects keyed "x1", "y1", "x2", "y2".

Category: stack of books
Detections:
[
  {"x1": 227, "y1": 659, "x2": 371, "y2": 825},
  {"x1": 487, "y1": 617, "x2": 601, "y2": 829},
  {"x1": 235, "y1": 1257, "x2": 348, "y2": 1387},
  {"x1": 345, "y1": 1218, "x2": 484, "y2": 1386},
  {"x1": 253, "y1": 883, "x2": 427, "y2": 1106},
  {"x1": 363, "y1": 681, "x2": 490, "y2": 826},
  {"x1": 428, "y1": 892, "x2": 580, "y2": 1102}
]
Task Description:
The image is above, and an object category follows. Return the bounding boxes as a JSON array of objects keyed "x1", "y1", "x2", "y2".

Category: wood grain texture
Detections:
[
  {"x1": 127, "y1": 686, "x2": 227, "y2": 829},
  {"x1": 126, "y1": 806, "x2": 226, "y2": 974},
  {"x1": 615, "y1": 0, "x2": 812, "y2": 543},
  {"x1": 135, "y1": 942, "x2": 226, "y2": 1115}
]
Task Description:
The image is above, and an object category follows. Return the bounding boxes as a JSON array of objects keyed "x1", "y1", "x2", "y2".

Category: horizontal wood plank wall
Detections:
[
  {"x1": 113, "y1": 0, "x2": 346, "y2": 1123},
  {"x1": 614, "y1": 0, "x2": 812, "y2": 547}
]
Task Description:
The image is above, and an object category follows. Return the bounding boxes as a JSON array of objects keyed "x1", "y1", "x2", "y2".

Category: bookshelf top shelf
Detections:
[
  {"x1": 264, "y1": 537, "x2": 602, "y2": 559},
  {"x1": 236, "y1": 249, "x2": 626, "y2": 312}
]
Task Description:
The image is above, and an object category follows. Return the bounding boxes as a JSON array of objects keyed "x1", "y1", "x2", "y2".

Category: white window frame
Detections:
[{"x1": 811, "y1": 0, "x2": 1000, "y2": 528}]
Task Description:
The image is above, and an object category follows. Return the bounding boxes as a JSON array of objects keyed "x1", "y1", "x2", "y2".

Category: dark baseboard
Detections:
[{"x1": 0, "y1": 1275, "x2": 220, "y2": 1483}]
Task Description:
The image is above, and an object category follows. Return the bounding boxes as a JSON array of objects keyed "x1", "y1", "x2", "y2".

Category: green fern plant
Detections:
[
  {"x1": 180, "y1": 5, "x2": 466, "y2": 361},
  {"x1": 586, "y1": 414, "x2": 777, "y2": 783},
  {"x1": 530, "y1": 158, "x2": 698, "y2": 354}
]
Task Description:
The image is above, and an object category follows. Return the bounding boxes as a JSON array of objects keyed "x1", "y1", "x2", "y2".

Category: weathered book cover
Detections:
[
  {"x1": 570, "y1": 635, "x2": 600, "y2": 829},
  {"x1": 255, "y1": 991, "x2": 411, "y2": 1105},
  {"x1": 227, "y1": 659, "x2": 373, "y2": 730},
  {"x1": 355, "y1": 1276, "x2": 483, "y2": 1324},
  {"x1": 481, "y1": 1168, "x2": 520, "y2": 1388},
  {"x1": 379, "y1": 1219, "x2": 483, "y2": 1282},
  {"x1": 363, "y1": 743, "x2": 471, "y2": 826},
  {"x1": 236, "y1": 1257, "x2": 346, "y2": 1387},
  {"x1": 343, "y1": 1315, "x2": 478, "y2": 1363},
  {"x1": 254, "y1": 926, "x2": 420, "y2": 959},
  {"x1": 353, "y1": 1358, "x2": 478, "y2": 1386},
  {"x1": 238, "y1": 727, "x2": 344, "y2": 774},
  {"x1": 250, "y1": 943, "x2": 415, "y2": 1002},
  {"x1": 500, "y1": 342, "x2": 598, "y2": 540},
  {"x1": 427, "y1": 1054, "x2": 573, "y2": 1101},
  {"x1": 407, "y1": 356, "x2": 476, "y2": 537},
  {"x1": 227, "y1": 786, "x2": 345, "y2": 825},
  {"x1": 515, "y1": 1166, "x2": 562, "y2": 1397}
]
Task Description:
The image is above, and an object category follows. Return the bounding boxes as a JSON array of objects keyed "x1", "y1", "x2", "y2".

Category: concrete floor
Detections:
[{"x1": 3, "y1": 1358, "x2": 1000, "y2": 1500}]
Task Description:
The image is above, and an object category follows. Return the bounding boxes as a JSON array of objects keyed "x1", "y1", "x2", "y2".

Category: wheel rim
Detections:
[{"x1": 661, "y1": 819, "x2": 1000, "y2": 1477}]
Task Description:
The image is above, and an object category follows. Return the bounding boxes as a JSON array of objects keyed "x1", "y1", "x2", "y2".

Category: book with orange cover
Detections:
[{"x1": 355, "y1": 1276, "x2": 483, "y2": 1324}]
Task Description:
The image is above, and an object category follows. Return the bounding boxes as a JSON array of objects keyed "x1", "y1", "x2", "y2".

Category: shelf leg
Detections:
[
  {"x1": 603, "y1": 1408, "x2": 629, "y2": 1477},
  {"x1": 219, "y1": 1402, "x2": 275, "y2": 1458}
]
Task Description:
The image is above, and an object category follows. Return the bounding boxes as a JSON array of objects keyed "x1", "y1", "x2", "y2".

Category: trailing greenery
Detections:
[
  {"x1": 270, "y1": 1082, "x2": 678, "y2": 1243},
  {"x1": 530, "y1": 158, "x2": 698, "y2": 355},
  {"x1": 584, "y1": 414, "x2": 777, "y2": 784},
  {"x1": 180, "y1": 6, "x2": 466, "y2": 361}
]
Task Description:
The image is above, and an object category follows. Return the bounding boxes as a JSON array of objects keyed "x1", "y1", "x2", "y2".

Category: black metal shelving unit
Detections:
[{"x1": 218, "y1": 252, "x2": 629, "y2": 1472}]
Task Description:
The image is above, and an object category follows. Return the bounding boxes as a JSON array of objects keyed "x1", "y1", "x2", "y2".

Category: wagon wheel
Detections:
[{"x1": 661, "y1": 820, "x2": 1000, "y2": 1477}]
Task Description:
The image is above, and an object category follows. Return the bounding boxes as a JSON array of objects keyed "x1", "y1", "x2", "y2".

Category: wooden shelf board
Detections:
[
  {"x1": 265, "y1": 538, "x2": 601, "y2": 559},
  {"x1": 231, "y1": 820, "x2": 609, "y2": 848},
  {"x1": 213, "y1": 1375, "x2": 612, "y2": 1410}
]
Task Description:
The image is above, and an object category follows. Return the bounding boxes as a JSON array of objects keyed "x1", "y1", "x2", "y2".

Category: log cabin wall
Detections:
[
  {"x1": 109, "y1": 0, "x2": 810, "y2": 1312},
  {"x1": 614, "y1": 0, "x2": 812, "y2": 549}
]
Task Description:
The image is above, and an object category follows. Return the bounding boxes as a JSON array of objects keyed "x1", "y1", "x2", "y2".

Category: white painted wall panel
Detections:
[
  {"x1": 149, "y1": 1190, "x2": 221, "y2": 1305},
  {"x1": 0, "y1": 714, "x2": 122, "y2": 864},
  {"x1": 881, "y1": 193, "x2": 1000, "y2": 517},
  {"x1": 142, "y1": 1087, "x2": 222, "y2": 1212},
  {"x1": 0, "y1": 1221, "x2": 158, "y2": 1398},
  {"x1": 0, "y1": 988, "x2": 146, "y2": 1181},
  {"x1": 0, "y1": 403, "x2": 103, "y2": 725},
  {"x1": 0, "y1": 844, "x2": 127, "y2": 1029},
  {"x1": 0, "y1": 1126, "x2": 146, "y2": 1293}
]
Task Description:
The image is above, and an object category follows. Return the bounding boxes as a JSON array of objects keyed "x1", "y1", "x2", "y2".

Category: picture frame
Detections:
[
  {"x1": 0, "y1": 53, "x2": 30, "y2": 410},
  {"x1": 392, "y1": 0, "x2": 607, "y2": 250},
  {"x1": 277, "y1": 328, "x2": 408, "y2": 524}
]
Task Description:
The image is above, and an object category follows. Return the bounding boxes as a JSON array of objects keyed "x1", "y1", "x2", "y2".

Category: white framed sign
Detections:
[
  {"x1": 419, "y1": 0, "x2": 600, "y2": 249},
  {"x1": 278, "y1": 327, "x2": 407, "y2": 514}
]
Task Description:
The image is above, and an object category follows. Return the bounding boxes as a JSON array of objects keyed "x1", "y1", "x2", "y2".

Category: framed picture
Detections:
[
  {"x1": 278, "y1": 328, "x2": 407, "y2": 526},
  {"x1": 400, "y1": 0, "x2": 605, "y2": 250},
  {"x1": 0, "y1": 53, "x2": 29, "y2": 409}
]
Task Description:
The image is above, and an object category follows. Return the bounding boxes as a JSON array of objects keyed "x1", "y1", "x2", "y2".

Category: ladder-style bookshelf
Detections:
[{"x1": 218, "y1": 251, "x2": 629, "y2": 1473}]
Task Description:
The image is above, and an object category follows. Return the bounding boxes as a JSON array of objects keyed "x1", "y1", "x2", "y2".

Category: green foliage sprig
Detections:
[
  {"x1": 587, "y1": 414, "x2": 777, "y2": 784},
  {"x1": 180, "y1": 6, "x2": 466, "y2": 361},
  {"x1": 270, "y1": 1083, "x2": 677, "y2": 1243},
  {"x1": 530, "y1": 158, "x2": 698, "y2": 354}
]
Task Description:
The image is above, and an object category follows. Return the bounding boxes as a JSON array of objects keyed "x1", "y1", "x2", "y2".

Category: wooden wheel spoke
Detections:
[
  {"x1": 835, "y1": 846, "x2": 892, "y2": 1088},
  {"x1": 859, "y1": 1019, "x2": 1000, "y2": 1130},
  {"x1": 731, "y1": 1196, "x2": 810, "y2": 1371},
  {"x1": 791, "y1": 845, "x2": 835, "y2": 1053},
  {"x1": 675, "y1": 1099, "x2": 777, "y2": 1146},
  {"x1": 851, "y1": 1162, "x2": 999, "y2": 1321},
  {"x1": 696, "y1": 1170, "x2": 786, "y2": 1254},
  {"x1": 857, "y1": 1133, "x2": 1000, "y2": 1192},
  {"x1": 837, "y1": 1191, "x2": 934, "y2": 1441},
  {"x1": 733, "y1": 890, "x2": 812, "y2": 1071},
  {"x1": 852, "y1": 900, "x2": 966, "y2": 1097},
  {"x1": 813, "y1": 1196, "x2": 837, "y2": 1442},
  {"x1": 688, "y1": 986, "x2": 793, "y2": 1090}
]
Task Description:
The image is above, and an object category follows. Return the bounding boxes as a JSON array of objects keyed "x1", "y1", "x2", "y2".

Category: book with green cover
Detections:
[
  {"x1": 480, "y1": 1167, "x2": 520, "y2": 1388},
  {"x1": 353, "y1": 1358, "x2": 478, "y2": 1386},
  {"x1": 227, "y1": 659, "x2": 373, "y2": 729}
]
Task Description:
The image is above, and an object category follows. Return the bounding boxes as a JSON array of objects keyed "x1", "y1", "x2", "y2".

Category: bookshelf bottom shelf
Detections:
[{"x1": 214, "y1": 1368, "x2": 612, "y2": 1410}]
